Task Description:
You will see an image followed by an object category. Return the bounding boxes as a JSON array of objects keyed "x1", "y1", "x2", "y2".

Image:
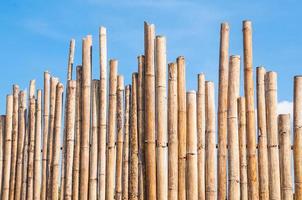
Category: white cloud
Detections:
[{"x1": 277, "y1": 100, "x2": 293, "y2": 117}]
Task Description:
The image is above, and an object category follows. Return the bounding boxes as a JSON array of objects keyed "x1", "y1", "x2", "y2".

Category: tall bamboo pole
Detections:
[
  {"x1": 67, "y1": 39, "x2": 75, "y2": 80},
  {"x1": 21, "y1": 119, "x2": 29, "y2": 199},
  {"x1": 227, "y1": 55, "x2": 240, "y2": 199},
  {"x1": 243, "y1": 20, "x2": 259, "y2": 199},
  {"x1": 186, "y1": 91, "x2": 198, "y2": 200},
  {"x1": 265, "y1": 71, "x2": 281, "y2": 199},
  {"x1": 106, "y1": 59, "x2": 118, "y2": 200},
  {"x1": 144, "y1": 22, "x2": 157, "y2": 200},
  {"x1": 256, "y1": 66, "x2": 269, "y2": 200},
  {"x1": 217, "y1": 23, "x2": 229, "y2": 200},
  {"x1": 205, "y1": 81, "x2": 216, "y2": 200},
  {"x1": 278, "y1": 114, "x2": 293, "y2": 200},
  {"x1": 116, "y1": 75, "x2": 124, "y2": 200},
  {"x1": 1, "y1": 95, "x2": 13, "y2": 200},
  {"x1": 168, "y1": 63, "x2": 178, "y2": 200},
  {"x1": 0, "y1": 115, "x2": 5, "y2": 196}
]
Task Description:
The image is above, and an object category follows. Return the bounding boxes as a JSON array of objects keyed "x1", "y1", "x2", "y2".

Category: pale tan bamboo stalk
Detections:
[
  {"x1": 64, "y1": 80, "x2": 77, "y2": 200},
  {"x1": 106, "y1": 59, "x2": 118, "y2": 200},
  {"x1": 265, "y1": 71, "x2": 281, "y2": 199},
  {"x1": 41, "y1": 71, "x2": 50, "y2": 200},
  {"x1": 80, "y1": 35, "x2": 92, "y2": 200},
  {"x1": 197, "y1": 73, "x2": 205, "y2": 200},
  {"x1": 168, "y1": 63, "x2": 178, "y2": 200},
  {"x1": 177, "y1": 56, "x2": 186, "y2": 200},
  {"x1": 33, "y1": 90, "x2": 42, "y2": 200},
  {"x1": 89, "y1": 80, "x2": 99, "y2": 200},
  {"x1": 294, "y1": 75, "x2": 302, "y2": 199},
  {"x1": 256, "y1": 66, "x2": 269, "y2": 200},
  {"x1": 186, "y1": 91, "x2": 198, "y2": 200},
  {"x1": 72, "y1": 66, "x2": 82, "y2": 200},
  {"x1": 205, "y1": 81, "x2": 216, "y2": 200},
  {"x1": 155, "y1": 35, "x2": 168, "y2": 200},
  {"x1": 129, "y1": 73, "x2": 139, "y2": 200},
  {"x1": 1, "y1": 95, "x2": 13, "y2": 200},
  {"x1": 144, "y1": 22, "x2": 157, "y2": 200},
  {"x1": 9, "y1": 84, "x2": 19, "y2": 200},
  {"x1": 0, "y1": 115, "x2": 5, "y2": 196},
  {"x1": 21, "y1": 121, "x2": 29, "y2": 200},
  {"x1": 227, "y1": 55, "x2": 240, "y2": 200},
  {"x1": 50, "y1": 83, "x2": 64, "y2": 200},
  {"x1": 278, "y1": 114, "x2": 293, "y2": 200},
  {"x1": 116, "y1": 75, "x2": 124, "y2": 200},
  {"x1": 98, "y1": 26, "x2": 107, "y2": 200},
  {"x1": 238, "y1": 97, "x2": 248, "y2": 200},
  {"x1": 217, "y1": 22, "x2": 229, "y2": 200},
  {"x1": 122, "y1": 85, "x2": 131, "y2": 200},
  {"x1": 243, "y1": 20, "x2": 259, "y2": 199},
  {"x1": 27, "y1": 80, "x2": 36, "y2": 200},
  {"x1": 67, "y1": 39, "x2": 75, "y2": 80}
]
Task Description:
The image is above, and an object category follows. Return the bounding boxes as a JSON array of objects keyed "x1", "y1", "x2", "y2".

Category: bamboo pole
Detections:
[
  {"x1": 205, "y1": 81, "x2": 216, "y2": 200},
  {"x1": 122, "y1": 85, "x2": 131, "y2": 200},
  {"x1": 21, "y1": 119, "x2": 29, "y2": 199},
  {"x1": 168, "y1": 63, "x2": 178, "y2": 200},
  {"x1": 67, "y1": 39, "x2": 75, "y2": 80},
  {"x1": 186, "y1": 91, "x2": 198, "y2": 200},
  {"x1": 0, "y1": 115, "x2": 5, "y2": 196},
  {"x1": 227, "y1": 55, "x2": 240, "y2": 199},
  {"x1": 155, "y1": 35, "x2": 168, "y2": 200},
  {"x1": 265, "y1": 71, "x2": 281, "y2": 199},
  {"x1": 1, "y1": 95, "x2": 13, "y2": 200},
  {"x1": 106, "y1": 59, "x2": 118, "y2": 200},
  {"x1": 144, "y1": 22, "x2": 157, "y2": 200},
  {"x1": 242, "y1": 20, "x2": 259, "y2": 199},
  {"x1": 116, "y1": 75, "x2": 124, "y2": 200},
  {"x1": 256, "y1": 66, "x2": 269, "y2": 200},
  {"x1": 217, "y1": 23, "x2": 229, "y2": 200},
  {"x1": 177, "y1": 56, "x2": 186, "y2": 200},
  {"x1": 278, "y1": 114, "x2": 293, "y2": 200}
]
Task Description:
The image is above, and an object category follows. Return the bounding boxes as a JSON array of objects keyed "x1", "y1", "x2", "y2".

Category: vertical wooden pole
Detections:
[
  {"x1": 21, "y1": 119, "x2": 29, "y2": 199},
  {"x1": 217, "y1": 23, "x2": 229, "y2": 200},
  {"x1": 0, "y1": 115, "x2": 5, "y2": 196},
  {"x1": 67, "y1": 39, "x2": 75, "y2": 80}
]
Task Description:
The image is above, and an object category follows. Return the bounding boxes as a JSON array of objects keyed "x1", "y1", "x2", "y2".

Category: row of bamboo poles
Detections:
[{"x1": 0, "y1": 20, "x2": 300, "y2": 200}]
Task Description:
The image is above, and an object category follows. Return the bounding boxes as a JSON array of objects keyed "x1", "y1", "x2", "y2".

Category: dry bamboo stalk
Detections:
[
  {"x1": 205, "y1": 81, "x2": 216, "y2": 200},
  {"x1": 64, "y1": 80, "x2": 77, "y2": 200},
  {"x1": 256, "y1": 66, "x2": 269, "y2": 200},
  {"x1": 0, "y1": 115, "x2": 5, "y2": 196},
  {"x1": 50, "y1": 83, "x2": 64, "y2": 200},
  {"x1": 21, "y1": 120, "x2": 29, "y2": 199},
  {"x1": 168, "y1": 63, "x2": 178, "y2": 200},
  {"x1": 217, "y1": 22, "x2": 229, "y2": 200},
  {"x1": 197, "y1": 73, "x2": 205, "y2": 200},
  {"x1": 89, "y1": 80, "x2": 99, "y2": 200},
  {"x1": 238, "y1": 97, "x2": 248, "y2": 200},
  {"x1": 177, "y1": 56, "x2": 186, "y2": 200},
  {"x1": 122, "y1": 85, "x2": 131, "y2": 200},
  {"x1": 67, "y1": 39, "x2": 75, "y2": 80},
  {"x1": 116, "y1": 75, "x2": 124, "y2": 200},
  {"x1": 33, "y1": 90, "x2": 42, "y2": 200},
  {"x1": 265, "y1": 71, "x2": 281, "y2": 199},
  {"x1": 41, "y1": 71, "x2": 50, "y2": 200},
  {"x1": 9, "y1": 84, "x2": 19, "y2": 200},
  {"x1": 243, "y1": 20, "x2": 259, "y2": 199},
  {"x1": 186, "y1": 91, "x2": 198, "y2": 200},
  {"x1": 129, "y1": 73, "x2": 139, "y2": 200},
  {"x1": 294, "y1": 76, "x2": 302, "y2": 199},
  {"x1": 144, "y1": 22, "x2": 157, "y2": 200},
  {"x1": 80, "y1": 35, "x2": 92, "y2": 200},
  {"x1": 278, "y1": 114, "x2": 293, "y2": 200},
  {"x1": 1, "y1": 95, "x2": 13, "y2": 200},
  {"x1": 227, "y1": 55, "x2": 240, "y2": 199},
  {"x1": 155, "y1": 35, "x2": 168, "y2": 200},
  {"x1": 106, "y1": 59, "x2": 118, "y2": 200}
]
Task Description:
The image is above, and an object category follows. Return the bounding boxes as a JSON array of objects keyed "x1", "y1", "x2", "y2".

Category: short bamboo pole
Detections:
[
  {"x1": 1, "y1": 95, "x2": 13, "y2": 200},
  {"x1": 186, "y1": 91, "x2": 198, "y2": 200},
  {"x1": 256, "y1": 66, "x2": 269, "y2": 200},
  {"x1": 243, "y1": 20, "x2": 259, "y2": 199},
  {"x1": 265, "y1": 71, "x2": 281, "y2": 199},
  {"x1": 217, "y1": 23, "x2": 229, "y2": 200},
  {"x1": 168, "y1": 63, "x2": 178, "y2": 200},
  {"x1": 205, "y1": 81, "x2": 216, "y2": 200},
  {"x1": 106, "y1": 59, "x2": 118, "y2": 200},
  {"x1": 278, "y1": 114, "x2": 293, "y2": 200},
  {"x1": 67, "y1": 39, "x2": 75, "y2": 80},
  {"x1": 0, "y1": 115, "x2": 5, "y2": 196},
  {"x1": 21, "y1": 120, "x2": 29, "y2": 199},
  {"x1": 116, "y1": 75, "x2": 124, "y2": 200}
]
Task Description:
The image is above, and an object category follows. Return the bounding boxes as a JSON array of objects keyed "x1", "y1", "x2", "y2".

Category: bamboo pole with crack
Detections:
[
  {"x1": 0, "y1": 115, "x2": 5, "y2": 196},
  {"x1": 21, "y1": 119, "x2": 29, "y2": 199},
  {"x1": 67, "y1": 39, "x2": 75, "y2": 80}
]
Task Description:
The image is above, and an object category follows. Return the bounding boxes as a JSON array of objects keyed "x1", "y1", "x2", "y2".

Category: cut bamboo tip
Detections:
[
  {"x1": 99, "y1": 26, "x2": 107, "y2": 34},
  {"x1": 221, "y1": 22, "x2": 229, "y2": 30}
]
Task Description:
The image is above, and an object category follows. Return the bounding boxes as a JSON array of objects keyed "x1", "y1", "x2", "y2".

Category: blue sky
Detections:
[{"x1": 0, "y1": 0, "x2": 301, "y2": 114}]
